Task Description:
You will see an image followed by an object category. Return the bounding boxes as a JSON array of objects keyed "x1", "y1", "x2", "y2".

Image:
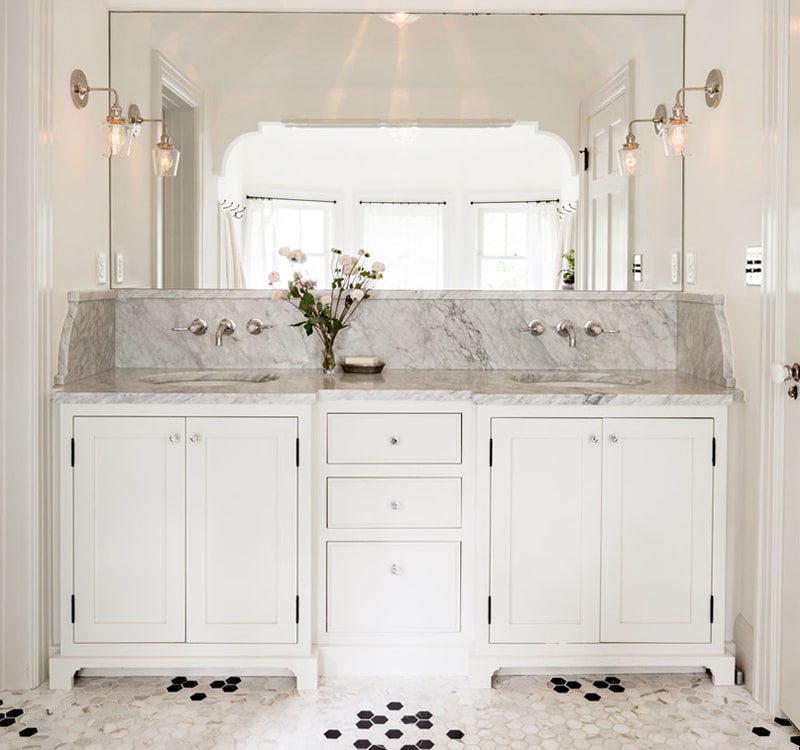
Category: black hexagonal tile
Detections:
[
  {"x1": 171, "y1": 676, "x2": 187, "y2": 685},
  {"x1": 358, "y1": 710, "x2": 374, "y2": 720},
  {"x1": 0, "y1": 718, "x2": 15, "y2": 728},
  {"x1": 189, "y1": 693, "x2": 206, "y2": 701},
  {"x1": 0, "y1": 713, "x2": 4, "y2": 720},
  {"x1": 416, "y1": 711, "x2": 432, "y2": 720},
  {"x1": 584, "y1": 693, "x2": 602, "y2": 702},
  {"x1": 605, "y1": 676, "x2": 621, "y2": 684},
  {"x1": 19, "y1": 727, "x2": 38, "y2": 737},
  {"x1": 550, "y1": 677, "x2": 566, "y2": 685},
  {"x1": 166, "y1": 685, "x2": 183, "y2": 693},
  {"x1": 386, "y1": 729, "x2": 403, "y2": 739},
  {"x1": 752, "y1": 727, "x2": 771, "y2": 737},
  {"x1": 417, "y1": 720, "x2": 433, "y2": 730},
  {"x1": 354, "y1": 741, "x2": 371, "y2": 749},
  {"x1": 553, "y1": 685, "x2": 569, "y2": 693},
  {"x1": 369, "y1": 745, "x2": 387, "y2": 750},
  {"x1": 593, "y1": 680, "x2": 609, "y2": 689},
  {"x1": 609, "y1": 684, "x2": 625, "y2": 693},
  {"x1": 0, "y1": 700, "x2": 3, "y2": 706},
  {"x1": 387, "y1": 701, "x2": 403, "y2": 711},
  {"x1": 6, "y1": 709, "x2": 22, "y2": 718},
  {"x1": 400, "y1": 746, "x2": 418, "y2": 750},
  {"x1": 372, "y1": 715, "x2": 388, "y2": 725},
  {"x1": 447, "y1": 729, "x2": 465, "y2": 740},
  {"x1": 183, "y1": 680, "x2": 199, "y2": 689},
  {"x1": 324, "y1": 729, "x2": 342, "y2": 739},
  {"x1": 565, "y1": 681, "x2": 582, "y2": 690},
  {"x1": 225, "y1": 676, "x2": 242, "y2": 684},
  {"x1": 210, "y1": 680, "x2": 225, "y2": 689},
  {"x1": 417, "y1": 740, "x2": 434, "y2": 749},
  {"x1": 401, "y1": 715, "x2": 418, "y2": 724},
  {"x1": 776, "y1": 717, "x2": 793, "y2": 727},
  {"x1": 790, "y1": 736, "x2": 800, "y2": 746},
  {"x1": 356, "y1": 720, "x2": 372, "y2": 729},
  {"x1": 221, "y1": 684, "x2": 238, "y2": 693}
]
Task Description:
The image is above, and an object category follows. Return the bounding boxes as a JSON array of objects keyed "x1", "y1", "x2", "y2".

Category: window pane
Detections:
[{"x1": 480, "y1": 258, "x2": 528, "y2": 290}]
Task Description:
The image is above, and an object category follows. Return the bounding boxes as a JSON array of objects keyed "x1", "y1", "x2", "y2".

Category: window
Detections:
[{"x1": 360, "y1": 202, "x2": 444, "y2": 289}]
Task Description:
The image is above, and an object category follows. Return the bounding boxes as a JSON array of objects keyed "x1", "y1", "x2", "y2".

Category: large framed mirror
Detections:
[{"x1": 109, "y1": 12, "x2": 684, "y2": 291}]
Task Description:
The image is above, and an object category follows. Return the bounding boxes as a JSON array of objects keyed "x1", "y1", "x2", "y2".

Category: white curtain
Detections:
[
  {"x1": 527, "y1": 202, "x2": 561, "y2": 290},
  {"x1": 557, "y1": 207, "x2": 576, "y2": 286},
  {"x1": 241, "y1": 198, "x2": 274, "y2": 289},
  {"x1": 218, "y1": 208, "x2": 246, "y2": 288}
]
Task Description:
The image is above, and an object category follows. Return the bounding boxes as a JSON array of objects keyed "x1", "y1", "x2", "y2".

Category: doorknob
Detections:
[{"x1": 771, "y1": 363, "x2": 800, "y2": 383}]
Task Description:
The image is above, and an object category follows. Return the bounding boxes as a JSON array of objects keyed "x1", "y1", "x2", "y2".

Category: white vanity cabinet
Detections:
[
  {"x1": 472, "y1": 406, "x2": 734, "y2": 687},
  {"x1": 316, "y1": 403, "x2": 474, "y2": 676},
  {"x1": 51, "y1": 403, "x2": 317, "y2": 690}
]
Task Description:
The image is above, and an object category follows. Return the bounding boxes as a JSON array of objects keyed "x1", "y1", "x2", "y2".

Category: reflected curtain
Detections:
[
  {"x1": 557, "y1": 207, "x2": 576, "y2": 287},
  {"x1": 527, "y1": 202, "x2": 561, "y2": 290},
  {"x1": 219, "y1": 208, "x2": 245, "y2": 289},
  {"x1": 241, "y1": 198, "x2": 274, "y2": 288}
]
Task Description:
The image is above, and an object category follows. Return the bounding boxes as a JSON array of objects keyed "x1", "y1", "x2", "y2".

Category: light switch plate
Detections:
[
  {"x1": 671, "y1": 252, "x2": 680, "y2": 284},
  {"x1": 115, "y1": 252, "x2": 124, "y2": 284},
  {"x1": 96, "y1": 253, "x2": 107, "y2": 284},
  {"x1": 686, "y1": 252, "x2": 696, "y2": 284},
  {"x1": 746, "y1": 246, "x2": 762, "y2": 286},
  {"x1": 632, "y1": 253, "x2": 643, "y2": 282}
]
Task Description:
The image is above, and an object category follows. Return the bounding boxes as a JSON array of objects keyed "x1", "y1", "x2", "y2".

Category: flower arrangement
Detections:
[
  {"x1": 561, "y1": 248, "x2": 575, "y2": 287},
  {"x1": 269, "y1": 247, "x2": 386, "y2": 373}
]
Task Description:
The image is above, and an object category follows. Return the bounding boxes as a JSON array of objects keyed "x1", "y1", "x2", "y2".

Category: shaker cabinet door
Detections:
[
  {"x1": 489, "y1": 418, "x2": 602, "y2": 644},
  {"x1": 600, "y1": 418, "x2": 714, "y2": 643},
  {"x1": 73, "y1": 417, "x2": 186, "y2": 643}
]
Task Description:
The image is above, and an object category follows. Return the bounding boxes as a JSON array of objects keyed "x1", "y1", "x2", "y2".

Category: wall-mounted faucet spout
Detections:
[
  {"x1": 215, "y1": 318, "x2": 236, "y2": 346},
  {"x1": 556, "y1": 319, "x2": 577, "y2": 348}
]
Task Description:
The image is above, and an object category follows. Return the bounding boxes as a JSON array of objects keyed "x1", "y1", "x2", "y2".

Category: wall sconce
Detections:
[
  {"x1": 128, "y1": 104, "x2": 181, "y2": 177},
  {"x1": 70, "y1": 69, "x2": 133, "y2": 158},
  {"x1": 617, "y1": 104, "x2": 668, "y2": 177},
  {"x1": 663, "y1": 68, "x2": 724, "y2": 157}
]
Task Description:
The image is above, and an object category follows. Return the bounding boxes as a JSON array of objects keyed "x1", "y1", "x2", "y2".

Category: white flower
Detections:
[
  {"x1": 288, "y1": 249, "x2": 307, "y2": 264},
  {"x1": 320, "y1": 294, "x2": 332, "y2": 305},
  {"x1": 272, "y1": 289, "x2": 287, "y2": 301},
  {"x1": 268, "y1": 271, "x2": 280, "y2": 284},
  {"x1": 350, "y1": 288, "x2": 365, "y2": 301},
  {"x1": 278, "y1": 246, "x2": 291, "y2": 257},
  {"x1": 341, "y1": 263, "x2": 355, "y2": 275},
  {"x1": 339, "y1": 254, "x2": 355, "y2": 267},
  {"x1": 372, "y1": 261, "x2": 386, "y2": 273}
]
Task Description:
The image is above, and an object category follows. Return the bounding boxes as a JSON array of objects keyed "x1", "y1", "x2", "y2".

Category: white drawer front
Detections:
[
  {"x1": 328, "y1": 477, "x2": 462, "y2": 528},
  {"x1": 327, "y1": 542, "x2": 461, "y2": 633},
  {"x1": 327, "y1": 413, "x2": 462, "y2": 464}
]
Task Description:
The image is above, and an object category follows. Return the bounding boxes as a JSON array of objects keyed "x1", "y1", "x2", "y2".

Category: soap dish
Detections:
[{"x1": 342, "y1": 361, "x2": 385, "y2": 374}]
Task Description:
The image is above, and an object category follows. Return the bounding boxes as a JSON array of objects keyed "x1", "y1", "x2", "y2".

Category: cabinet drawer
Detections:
[
  {"x1": 327, "y1": 478, "x2": 461, "y2": 528},
  {"x1": 327, "y1": 542, "x2": 461, "y2": 633},
  {"x1": 327, "y1": 413, "x2": 461, "y2": 464}
]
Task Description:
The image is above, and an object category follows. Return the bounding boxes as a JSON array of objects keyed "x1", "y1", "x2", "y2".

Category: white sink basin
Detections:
[
  {"x1": 508, "y1": 371, "x2": 649, "y2": 388},
  {"x1": 141, "y1": 370, "x2": 280, "y2": 386}
]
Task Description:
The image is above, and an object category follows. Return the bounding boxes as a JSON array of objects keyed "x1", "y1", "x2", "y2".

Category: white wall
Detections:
[{"x1": 684, "y1": 0, "x2": 764, "y2": 665}]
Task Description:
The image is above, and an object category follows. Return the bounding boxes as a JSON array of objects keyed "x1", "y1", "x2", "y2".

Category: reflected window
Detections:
[
  {"x1": 475, "y1": 202, "x2": 562, "y2": 290},
  {"x1": 360, "y1": 202, "x2": 444, "y2": 289}
]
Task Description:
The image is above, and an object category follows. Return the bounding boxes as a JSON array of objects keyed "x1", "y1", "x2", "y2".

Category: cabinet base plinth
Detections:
[
  {"x1": 469, "y1": 651, "x2": 736, "y2": 689},
  {"x1": 48, "y1": 655, "x2": 319, "y2": 690}
]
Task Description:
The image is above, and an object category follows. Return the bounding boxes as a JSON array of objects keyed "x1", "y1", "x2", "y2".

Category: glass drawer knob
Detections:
[
  {"x1": 390, "y1": 563, "x2": 403, "y2": 576},
  {"x1": 189, "y1": 434, "x2": 201, "y2": 444},
  {"x1": 390, "y1": 500, "x2": 401, "y2": 511},
  {"x1": 390, "y1": 436, "x2": 399, "y2": 445},
  {"x1": 168, "y1": 433, "x2": 180, "y2": 444}
]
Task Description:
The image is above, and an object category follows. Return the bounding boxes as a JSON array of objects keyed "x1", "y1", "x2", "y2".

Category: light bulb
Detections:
[
  {"x1": 157, "y1": 147, "x2": 174, "y2": 173},
  {"x1": 108, "y1": 123, "x2": 126, "y2": 155},
  {"x1": 669, "y1": 124, "x2": 687, "y2": 153},
  {"x1": 617, "y1": 142, "x2": 640, "y2": 177},
  {"x1": 622, "y1": 149, "x2": 638, "y2": 176}
]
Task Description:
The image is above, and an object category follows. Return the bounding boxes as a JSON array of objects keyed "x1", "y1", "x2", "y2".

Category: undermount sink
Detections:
[
  {"x1": 508, "y1": 371, "x2": 650, "y2": 388},
  {"x1": 141, "y1": 370, "x2": 280, "y2": 386}
]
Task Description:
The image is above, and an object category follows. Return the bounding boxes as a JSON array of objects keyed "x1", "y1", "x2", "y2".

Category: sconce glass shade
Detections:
[
  {"x1": 663, "y1": 108, "x2": 691, "y2": 157},
  {"x1": 617, "y1": 144, "x2": 640, "y2": 177},
  {"x1": 102, "y1": 107, "x2": 132, "y2": 158},
  {"x1": 152, "y1": 141, "x2": 180, "y2": 177}
]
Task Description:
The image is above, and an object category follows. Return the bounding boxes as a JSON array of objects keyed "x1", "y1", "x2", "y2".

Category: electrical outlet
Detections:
[
  {"x1": 631, "y1": 254, "x2": 643, "y2": 282},
  {"x1": 686, "y1": 252, "x2": 696, "y2": 284},
  {"x1": 96, "y1": 253, "x2": 107, "y2": 284},
  {"x1": 746, "y1": 246, "x2": 763, "y2": 286},
  {"x1": 671, "y1": 252, "x2": 680, "y2": 284},
  {"x1": 115, "y1": 252, "x2": 124, "y2": 284}
]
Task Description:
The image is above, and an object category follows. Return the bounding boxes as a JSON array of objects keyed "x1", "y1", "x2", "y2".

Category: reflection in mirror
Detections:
[{"x1": 109, "y1": 12, "x2": 684, "y2": 291}]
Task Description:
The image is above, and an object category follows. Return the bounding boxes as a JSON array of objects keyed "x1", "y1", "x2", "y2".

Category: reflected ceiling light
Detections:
[
  {"x1": 128, "y1": 104, "x2": 181, "y2": 177},
  {"x1": 663, "y1": 68, "x2": 724, "y2": 158},
  {"x1": 617, "y1": 104, "x2": 667, "y2": 177},
  {"x1": 382, "y1": 11, "x2": 420, "y2": 28},
  {"x1": 70, "y1": 68, "x2": 133, "y2": 158},
  {"x1": 390, "y1": 124, "x2": 419, "y2": 145},
  {"x1": 281, "y1": 118, "x2": 514, "y2": 128}
]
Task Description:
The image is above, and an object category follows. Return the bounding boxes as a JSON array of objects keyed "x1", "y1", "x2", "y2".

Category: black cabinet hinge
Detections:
[
  {"x1": 489, "y1": 438, "x2": 493, "y2": 467},
  {"x1": 71, "y1": 594, "x2": 75, "y2": 624},
  {"x1": 296, "y1": 438, "x2": 300, "y2": 468},
  {"x1": 488, "y1": 596, "x2": 492, "y2": 625},
  {"x1": 710, "y1": 594, "x2": 715, "y2": 624},
  {"x1": 295, "y1": 595, "x2": 300, "y2": 624},
  {"x1": 712, "y1": 437, "x2": 716, "y2": 467},
  {"x1": 71, "y1": 438, "x2": 75, "y2": 467},
  {"x1": 579, "y1": 147, "x2": 590, "y2": 171}
]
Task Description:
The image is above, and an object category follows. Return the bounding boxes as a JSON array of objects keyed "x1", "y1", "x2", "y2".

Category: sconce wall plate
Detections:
[
  {"x1": 70, "y1": 69, "x2": 90, "y2": 109},
  {"x1": 652, "y1": 104, "x2": 668, "y2": 135},
  {"x1": 704, "y1": 68, "x2": 724, "y2": 108}
]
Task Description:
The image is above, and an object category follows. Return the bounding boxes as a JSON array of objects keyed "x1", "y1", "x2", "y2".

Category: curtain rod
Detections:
[
  {"x1": 246, "y1": 195, "x2": 337, "y2": 205},
  {"x1": 469, "y1": 199, "x2": 559, "y2": 205},
  {"x1": 359, "y1": 200, "x2": 446, "y2": 206}
]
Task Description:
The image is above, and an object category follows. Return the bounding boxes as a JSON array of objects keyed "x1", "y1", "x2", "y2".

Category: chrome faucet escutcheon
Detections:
[
  {"x1": 556, "y1": 319, "x2": 577, "y2": 348},
  {"x1": 215, "y1": 318, "x2": 236, "y2": 346}
]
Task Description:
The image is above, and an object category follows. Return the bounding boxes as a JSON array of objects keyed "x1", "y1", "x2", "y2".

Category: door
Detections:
[
  {"x1": 185, "y1": 417, "x2": 298, "y2": 643},
  {"x1": 580, "y1": 66, "x2": 630, "y2": 291},
  {"x1": 73, "y1": 417, "x2": 186, "y2": 643},
  {"x1": 601, "y1": 418, "x2": 714, "y2": 643},
  {"x1": 489, "y1": 418, "x2": 602, "y2": 643}
]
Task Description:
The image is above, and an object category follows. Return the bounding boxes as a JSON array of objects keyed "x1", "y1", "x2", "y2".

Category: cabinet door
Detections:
[
  {"x1": 186, "y1": 417, "x2": 297, "y2": 643},
  {"x1": 73, "y1": 417, "x2": 186, "y2": 643},
  {"x1": 490, "y1": 418, "x2": 602, "y2": 643},
  {"x1": 601, "y1": 418, "x2": 714, "y2": 643}
]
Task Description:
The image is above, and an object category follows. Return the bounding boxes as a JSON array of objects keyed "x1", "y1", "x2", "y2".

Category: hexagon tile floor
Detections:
[{"x1": 0, "y1": 673, "x2": 798, "y2": 749}]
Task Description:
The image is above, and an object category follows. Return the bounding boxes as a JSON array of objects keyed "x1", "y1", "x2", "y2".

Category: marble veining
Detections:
[{"x1": 55, "y1": 295, "x2": 115, "y2": 385}]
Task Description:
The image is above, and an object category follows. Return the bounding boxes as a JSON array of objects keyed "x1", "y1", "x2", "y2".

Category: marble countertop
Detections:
[{"x1": 52, "y1": 368, "x2": 743, "y2": 406}]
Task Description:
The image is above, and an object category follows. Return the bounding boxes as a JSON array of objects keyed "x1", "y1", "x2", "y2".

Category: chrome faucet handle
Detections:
[
  {"x1": 215, "y1": 318, "x2": 236, "y2": 346},
  {"x1": 246, "y1": 318, "x2": 273, "y2": 335},
  {"x1": 517, "y1": 320, "x2": 546, "y2": 336},
  {"x1": 584, "y1": 320, "x2": 620, "y2": 337},
  {"x1": 556, "y1": 319, "x2": 577, "y2": 348},
  {"x1": 171, "y1": 318, "x2": 208, "y2": 336}
]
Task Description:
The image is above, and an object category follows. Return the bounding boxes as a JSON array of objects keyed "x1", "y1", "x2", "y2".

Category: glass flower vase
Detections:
[{"x1": 321, "y1": 337, "x2": 337, "y2": 375}]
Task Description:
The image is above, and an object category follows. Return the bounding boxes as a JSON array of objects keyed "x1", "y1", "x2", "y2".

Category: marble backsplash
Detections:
[{"x1": 55, "y1": 290, "x2": 735, "y2": 387}]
